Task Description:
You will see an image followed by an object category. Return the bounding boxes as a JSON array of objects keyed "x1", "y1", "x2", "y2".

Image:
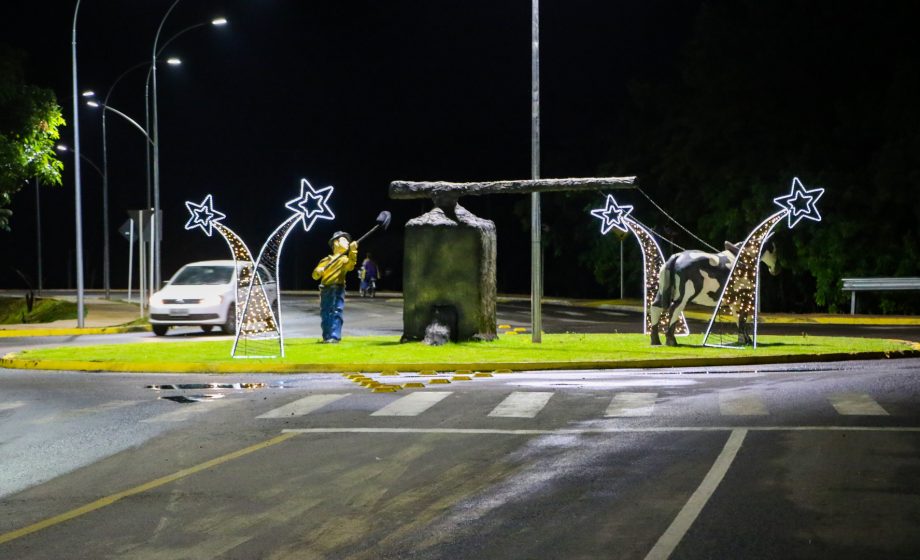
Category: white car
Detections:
[{"x1": 148, "y1": 260, "x2": 277, "y2": 336}]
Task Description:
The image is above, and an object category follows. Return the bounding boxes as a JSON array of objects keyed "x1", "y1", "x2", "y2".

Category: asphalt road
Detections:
[
  {"x1": 2, "y1": 358, "x2": 920, "y2": 558},
  {"x1": 1, "y1": 297, "x2": 919, "y2": 558}
]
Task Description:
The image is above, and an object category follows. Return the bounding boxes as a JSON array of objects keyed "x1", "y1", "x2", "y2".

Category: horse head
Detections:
[
  {"x1": 725, "y1": 240, "x2": 779, "y2": 276},
  {"x1": 761, "y1": 241, "x2": 780, "y2": 276}
]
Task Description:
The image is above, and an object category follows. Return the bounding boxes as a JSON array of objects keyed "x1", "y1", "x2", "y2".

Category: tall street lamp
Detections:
[
  {"x1": 71, "y1": 0, "x2": 86, "y2": 327},
  {"x1": 151, "y1": 2, "x2": 228, "y2": 287},
  {"x1": 530, "y1": 0, "x2": 542, "y2": 343},
  {"x1": 91, "y1": 57, "x2": 180, "y2": 299}
]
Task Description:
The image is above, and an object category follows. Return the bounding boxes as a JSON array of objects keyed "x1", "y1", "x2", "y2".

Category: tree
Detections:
[
  {"x1": 601, "y1": 0, "x2": 920, "y2": 313},
  {"x1": 0, "y1": 45, "x2": 65, "y2": 231}
]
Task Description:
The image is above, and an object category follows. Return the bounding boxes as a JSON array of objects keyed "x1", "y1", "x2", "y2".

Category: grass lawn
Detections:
[
  {"x1": 0, "y1": 296, "x2": 77, "y2": 325},
  {"x1": 10, "y1": 334, "x2": 916, "y2": 372}
]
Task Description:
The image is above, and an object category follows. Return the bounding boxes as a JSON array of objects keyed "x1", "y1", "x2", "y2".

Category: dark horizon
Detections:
[{"x1": 2, "y1": 1, "x2": 917, "y2": 313}]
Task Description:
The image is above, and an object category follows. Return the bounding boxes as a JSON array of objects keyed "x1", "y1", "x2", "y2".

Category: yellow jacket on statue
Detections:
[{"x1": 313, "y1": 232, "x2": 358, "y2": 287}]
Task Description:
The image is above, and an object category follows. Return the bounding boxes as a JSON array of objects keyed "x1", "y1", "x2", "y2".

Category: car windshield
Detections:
[{"x1": 170, "y1": 265, "x2": 234, "y2": 286}]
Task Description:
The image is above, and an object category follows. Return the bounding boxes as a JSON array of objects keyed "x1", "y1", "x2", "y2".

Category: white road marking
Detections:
[
  {"x1": 488, "y1": 392, "x2": 553, "y2": 418},
  {"x1": 605, "y1": 392, "x2": 658, "y2": 417},
  {"x1": 0, "y1": 401, "x2": 26, "y2": 412},
  {"x1": 719, "y1": 394, "x2": 768, "y2": 416},
  {"x1": 370, "y1": 392, "x2": 452, "y2": 417},
  {"x1": 142, "y1": 398, "x2": 236, "y2": 423},
  {"x1": 70, "y1": 400, "x2": 140, "y2": 416},
  {"x1": 828, "y1": 393, "x2": 889, "y2": 416},
  {"x1": 282, "y1": 426, "x2": 920, "y2": 435},
  {"x1": 256, "y1": 394, "x2": 349, "y2": 419},
  {"x1": 644, "y1": 429, "x2": 748, "y2": 560}
]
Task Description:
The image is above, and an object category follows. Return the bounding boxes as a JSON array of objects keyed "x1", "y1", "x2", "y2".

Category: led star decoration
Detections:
[
  {"x1": 773, "y1": 177, "x2": 824, "y2": 229},
  {"x1": 590, "y1": 194, "x2": 634, "y2": 234},
  {"x1": 284, "y1": 178, "x2": 335, "y2": 232},
  {"x1": 184, "y1": 194, "x2": 226, "y2": 237}
]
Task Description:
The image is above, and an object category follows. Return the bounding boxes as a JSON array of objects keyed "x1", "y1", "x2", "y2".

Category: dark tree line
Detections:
[{"x1": 540, "y1": 0, "x2": 919, "y2": 313}]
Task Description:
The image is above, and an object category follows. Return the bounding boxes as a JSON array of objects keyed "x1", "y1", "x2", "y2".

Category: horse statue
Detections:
[{"x1": 649, "y1": 241, "x2": 778, "y2": 346}]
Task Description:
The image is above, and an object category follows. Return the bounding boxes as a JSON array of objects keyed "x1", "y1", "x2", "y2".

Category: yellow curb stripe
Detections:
[
  {"x1": 0, "y1": 432, "x2": 298, "y2": 546},
  {"x1": 2, "y1": 347, "x2": 919, "y2": 375},
  {"x1": 0, "y1": 325, "x2": 149, "y2": 338}
]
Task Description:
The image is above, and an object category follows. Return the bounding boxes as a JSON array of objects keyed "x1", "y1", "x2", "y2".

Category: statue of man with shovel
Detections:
[{"x1": 311, "y1": 211, "x2": 391, "y2": 343}]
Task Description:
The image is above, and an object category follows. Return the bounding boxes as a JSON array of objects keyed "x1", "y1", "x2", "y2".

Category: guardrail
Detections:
[{"x1": 842, "y1": 277, "x2": 920, "y2": 314}]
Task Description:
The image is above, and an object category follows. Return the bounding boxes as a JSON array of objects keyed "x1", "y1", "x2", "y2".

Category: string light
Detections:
[
  {"x1": 591, "y1": 194, "x2": 633, "y2": 234},
  {"x1": 591, "y1": 195, "x2": 688, "y2": 336},
  {"x1": 234, "y1": 178, "x2": 337, "y2": 359},
  {"x1": 285, "y1": 178, "x2": 335, "y2": 231},
  {"x1": 184, "y1": 194, "x2": 226, "y2": 237},
  {"x1": 704, "y1": 177, "x2": 825, "y2": 349},
  {"x1": 773, "y1": 177, "x2": 824, "y2": 229}
]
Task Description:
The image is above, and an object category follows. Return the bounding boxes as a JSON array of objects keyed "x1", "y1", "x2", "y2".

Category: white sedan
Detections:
[{"x1": 148, "y1": 260, "x2": 276, "y2": 336}]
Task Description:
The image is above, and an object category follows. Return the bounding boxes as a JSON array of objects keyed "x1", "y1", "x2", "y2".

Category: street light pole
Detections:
[
  {"x1": 151, "y1": 0, "x2": 182, "y2": 290},
  {"x1": 530, "y1": 0, "x2": 542, "y2": 343},
  {"x1": 98, "y1": 61, "x2": 148, "y2": 300},
  {"x1": 71, "y1": 0, "x2": 85, "y2": 327},
  {"x1": 149, "y1": 5, "x2": 227, "y2": 288},
  {"x1": 35, "y1": 177, "x2": 42, "y2": 296}
]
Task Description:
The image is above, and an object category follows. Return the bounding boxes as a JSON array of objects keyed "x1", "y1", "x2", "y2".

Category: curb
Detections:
[
  {"x1": 0, "y1": 325, "x2": 150, "y2": 338},
  {"x1": 3, "y1": 346, "x2": 919, "y2": 374}
]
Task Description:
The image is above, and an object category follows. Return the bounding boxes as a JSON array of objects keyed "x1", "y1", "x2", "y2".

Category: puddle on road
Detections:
[
  {"x1": 146, "y1": 383, "x2": 267, "y2": 390},
  {"x1": 147, "y1": 382, "x2": 266, "y2": 404},
  {"x1": 159, "y1": 394, "x2": 226, "y2": 403}
]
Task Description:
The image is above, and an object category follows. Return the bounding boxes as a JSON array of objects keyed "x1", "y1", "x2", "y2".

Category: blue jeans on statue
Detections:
[{"x1": 320, "y1": 285, "x2": 346, "y2": 341}]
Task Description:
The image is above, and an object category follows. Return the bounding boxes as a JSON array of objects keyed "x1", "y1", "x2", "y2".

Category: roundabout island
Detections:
[{"x1": 3, "y1": 332, "x2": 917, "y2": 375}]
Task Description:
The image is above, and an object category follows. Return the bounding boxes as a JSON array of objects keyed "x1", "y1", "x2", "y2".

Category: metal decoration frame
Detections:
[
  {"x1": 184, "y1": 178, "x2": 336, "y2": 359},
  {"x1": 702, "y1": 177, "x2": 824, "y2": 349},
  {"x1": 591, "y1": 194, "x2": 689, "y2": 336}
]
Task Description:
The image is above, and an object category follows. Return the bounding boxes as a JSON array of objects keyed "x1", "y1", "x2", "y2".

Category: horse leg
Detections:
[
  {"x1": 649, "y1": 305, "x2": 663, "y2": 346},
  {"x1": 737, "y1": 314, "x2": 752, "y2": 345},
  {"x1": 665, "y1": 301, "x2": 682, "y2": 346}
]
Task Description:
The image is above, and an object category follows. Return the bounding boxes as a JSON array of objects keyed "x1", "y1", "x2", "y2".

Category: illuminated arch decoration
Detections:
[
  {"x1": 591, "y1": 194, "x2": 689, "y2": 336},
  {"x1": 232, "y1": 178, "x2": 335, "y2": 358},
  {"x1": 702, "y1": 177, "x2": 824, "y2": 349},
  {"x1": 184, "y1": 179, "x2": 335, "y2": 359},
  {"x1": 184, "y1": 195, "x2": 255, "y2": 341}
]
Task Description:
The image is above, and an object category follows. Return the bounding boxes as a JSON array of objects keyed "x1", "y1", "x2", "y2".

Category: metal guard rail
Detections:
[{"x1": 841, "y1": 277, "x2": 920, "y2": 314}]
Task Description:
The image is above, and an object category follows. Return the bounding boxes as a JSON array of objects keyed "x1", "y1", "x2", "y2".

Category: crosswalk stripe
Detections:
[
  {"x1": 371, "y1": 392, "x2": 452, "y2": 417},
  {"x1": 257, "y1": 394, "x2": 349, "y2": 419},
  {"x1": 719, "y1": 394, "x2": 768, "y2": 416},
  {"x1": 0, "y1": 401, "x2": 27, "y2": 412},
  {"x1": 71, "y1": 400, "x2": 140, "y2": 416},
  {"x1": 828, "y1": 393, "x2": 888, "y2": 416},
  {"x1": 605, "y1": 392, "x2": 658, "y2": 417},
  {"x1": 488, "y1": 392, "x2": 553, "y2": 418},
  {"x1": 141, "y1": 398, "x2": 235, "y2": 423}
]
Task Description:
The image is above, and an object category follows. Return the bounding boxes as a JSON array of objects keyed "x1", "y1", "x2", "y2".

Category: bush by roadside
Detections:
[{"x1": 0, "y1": 296, "x2": 77, "y2": 324}]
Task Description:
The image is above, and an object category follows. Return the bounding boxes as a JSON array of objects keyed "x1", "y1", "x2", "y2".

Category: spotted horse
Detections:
[{"x1": 649, "y1": 241, "x2": 778, "y2": 346}]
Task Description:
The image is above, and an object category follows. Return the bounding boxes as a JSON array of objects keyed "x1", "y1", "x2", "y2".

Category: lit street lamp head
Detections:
[
  {"x1": 166, "y1": 57, "x2": 182, "y2": 65},
  {"x1": 211, "y1": 17, "x2": 228, "y2": 26}
]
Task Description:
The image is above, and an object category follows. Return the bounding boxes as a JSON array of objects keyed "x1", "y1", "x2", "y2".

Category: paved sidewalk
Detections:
[
  {"x1": 0, "y1": 293, "x2": 143, "y2": 335},
  {"x1": 1, "y1": 291, "x2": 918, "y2": 336}
]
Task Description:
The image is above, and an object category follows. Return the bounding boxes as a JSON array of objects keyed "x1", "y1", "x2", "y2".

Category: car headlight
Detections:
[
  {"x1": 150, "y1": 296, "x2": 164, "y2": 306},
  {"x1": 200, "y1": 295, "x2": 223, "y2": 306}
]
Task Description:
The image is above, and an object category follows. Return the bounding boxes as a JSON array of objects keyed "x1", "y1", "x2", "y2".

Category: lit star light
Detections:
[
  {"x1": 285, "y1": 178, "x2": 335, "y2": 231},
  {"x1": 590, "y1": 194, "x2": 634, "y2": 234},
  {"x1": 184, "y1": 194, "x2": 226, "y2": 237},
  {"x1": 773, "y1": 177, "x2": 824, "y2": 229}
]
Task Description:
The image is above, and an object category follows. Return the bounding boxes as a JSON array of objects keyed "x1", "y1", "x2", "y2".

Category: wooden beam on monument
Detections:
[{"x1": 390, "y1": 176, "x2": 637, "y2": 203}]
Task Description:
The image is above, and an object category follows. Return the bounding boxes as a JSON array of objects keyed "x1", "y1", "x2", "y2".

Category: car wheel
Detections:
[
  {"x1": 152, "y1": 324, "x2": 169, "y2": 336},
  {"x1": 201, "y1": 325, "x2": 214, "y2": 333},
  {"x1": 221, "y1": 304, "x2": 236, "y2": 335}
]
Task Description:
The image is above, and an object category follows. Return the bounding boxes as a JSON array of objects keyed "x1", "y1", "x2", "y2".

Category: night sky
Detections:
[{"x1": 2, "y1": 0, "x2": 705, "y2": 293}]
